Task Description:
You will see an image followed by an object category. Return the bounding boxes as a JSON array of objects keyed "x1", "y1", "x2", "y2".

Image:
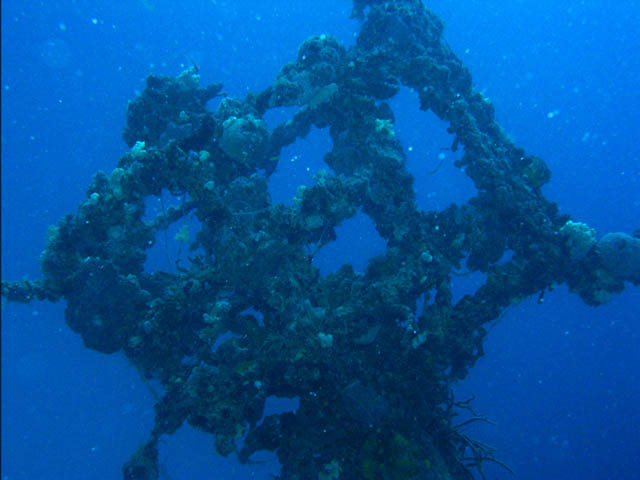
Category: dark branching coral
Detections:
[{"x1": 3, "y1": 1, "x2": 638, "y2": 479}]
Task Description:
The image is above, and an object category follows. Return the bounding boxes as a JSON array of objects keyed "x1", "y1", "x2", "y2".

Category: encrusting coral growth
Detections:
[{"x1": 3, "y1": 1, "x2": 638, "y2": 479}]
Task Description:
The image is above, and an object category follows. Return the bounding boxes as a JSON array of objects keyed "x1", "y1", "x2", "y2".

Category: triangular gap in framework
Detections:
[
  {"x1": 267, "y1": 125, "x2": 333, "y2": 206},
  {"x1": 143, "y1": 189, "x2": 203, "y2": 275},
  {"x1": 312, "y1": 209, "x2": 387, "y2": 277},
  {"x1": 387, "y1": 86, "x2": 476, "y2": 212}
]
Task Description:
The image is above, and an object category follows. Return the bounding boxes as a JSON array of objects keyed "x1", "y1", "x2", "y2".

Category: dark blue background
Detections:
[{"x1": 2, "y1": 1, "x2": 639, "y2": 479}]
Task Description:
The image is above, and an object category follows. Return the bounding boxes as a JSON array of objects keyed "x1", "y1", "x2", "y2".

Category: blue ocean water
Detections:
[{"x1": 1, "y1": 1, "x2": 638, "y2": 479}]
